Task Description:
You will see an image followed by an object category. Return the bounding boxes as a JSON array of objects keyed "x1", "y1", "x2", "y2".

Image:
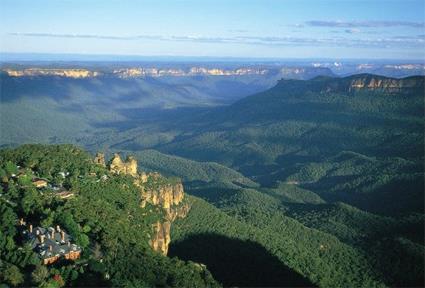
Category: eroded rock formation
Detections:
[
  {"x1": 150, "y1": 221, "x2": 171, "y2": 255},
  {"x1": 95, "y1": 152, "x2": 189, "y2": 255},
  {"x1": 140, "y1": 180, "x2": 184, "y2": 211},
  {"x1": 109, "y1": 153, "x2": 138, "y2": 177},
  {"x1": 4, "y1": 68, "x2": 99, "y2": 78},
  {"x1": 93, "y1": 152, "x2": 106, "y2": 167},
  {"x1": 138, "y1": 173, "x2": 190, "y2": 255}
]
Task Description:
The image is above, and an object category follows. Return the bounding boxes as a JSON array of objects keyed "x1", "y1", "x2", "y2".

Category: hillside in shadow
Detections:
[{"x1": 169, "y1": 233, "x2": 314, "y2": 287}]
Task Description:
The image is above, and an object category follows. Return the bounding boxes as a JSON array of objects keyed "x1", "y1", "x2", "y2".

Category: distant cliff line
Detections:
[
  {"x1": 2, "y1": 66, "x2": 331, "y2": 78},
  {"x1": 276, "y1": 73, "x2": 425, "y2": 93}
]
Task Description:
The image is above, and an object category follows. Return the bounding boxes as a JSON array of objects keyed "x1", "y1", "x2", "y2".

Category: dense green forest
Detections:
[
  {"x1": 0, "y1": 145, "x2": 218, "y2": 287},
  {"x1": 1, "y1": 74, "x2": 424, "y2": 287},
  {"x1": 144, "y1": 74, "x2": 424, "y2": 287},
  {"x1": 0, "y1": 73, "x2": 280, "y2": 145},
  {"x1": 170, "y1": 189, "x2": 423, "y2": 287}
]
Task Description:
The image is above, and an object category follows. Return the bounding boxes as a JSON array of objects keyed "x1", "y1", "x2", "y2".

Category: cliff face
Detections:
[
  {"x1": 97, "y1": 153, "x2": 189, "y2": 255},
  {"x1": 112, "y1": 67, "x2": 268, "y2": 77},
  {"x1": 150, "y1": 221, "x2": 171, "y2": 255},
  {"x1": 140, "y1": 179, "x2": 184, "y2": 211},
  {"x1": 4, "y1": 68, "x2": 99, "y2": 78},
  {"x1": 137, "y1": 173, "x2": 189, "y2": 255},
  {"x1": 289, "y1": 74, "x2": 425, "y2": 95},
  {"x1": 3, "y1": 66, "x2": 269, "y2": 78},
  {"x1": 109, "y1": 153, "x2": 138, "y2": 177},
  {"x1": 347, "y1": 75, "x2": 424, "y2": 92}
]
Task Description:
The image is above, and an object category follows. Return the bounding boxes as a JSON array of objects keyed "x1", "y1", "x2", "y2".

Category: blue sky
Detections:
[{"x1": 1, "y1": 0, "x2": 424, "y2": 59}]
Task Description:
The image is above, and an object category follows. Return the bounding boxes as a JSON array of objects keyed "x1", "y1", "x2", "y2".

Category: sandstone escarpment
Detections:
[
  {"x1": 138, "y1": 173, "x2": 190, "y2": 255},
  {"x1": 5, "y1": 68, "x2": 99, "y2": 78},
  {"x1": 140, "y1": 178, "x2": 185, "y2": 216},
  {"x1": 295, "y1": 74, "x2": 425, "y2": 95},
  {"x1": 109, "y1": 153, "x2": 138, "y2": 177},
  {"x1": 150, "y1": 221, "x2": 171, "y2": 255},
  {"x1": 348, "y1": 76, "x2": 424, "y2": 92},
  {"x1": 95, "y1": 152, "x2": 189, "y2": 255}
]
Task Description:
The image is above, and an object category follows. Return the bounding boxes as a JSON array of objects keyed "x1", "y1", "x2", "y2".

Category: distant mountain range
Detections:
[
  {"x1": 1, "y1": 60, "x2": 424, "y2": 79},
  {"x1": 1, "y1": 66, "x2": 334, "y2": 79}
]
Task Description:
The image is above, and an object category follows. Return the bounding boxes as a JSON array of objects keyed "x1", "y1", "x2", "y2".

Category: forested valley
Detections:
[{"x1": 1, "y1": 73, "x2": 424, "y2": 287}]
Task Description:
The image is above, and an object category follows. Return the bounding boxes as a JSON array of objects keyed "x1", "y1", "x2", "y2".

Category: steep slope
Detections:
[
  {"x1": 284, "y1": 151, "x2": 424, "y2": 214},
  {"x1": 159, "y1": 75, "x2": 423, "y2": 161},
  {"x1": 171, "y1": 188, "x2": 423, "y2": 287},
  {"x1": 103, "y1": 152, "x2": 191, "y2": 255},
  {"x1": 129, "y1": 149, "x2": 258, "y2": 188},
  {"x1": 0, "y1": 73, "x2": 270, "y2": 146},
  {"x1": 152, "y1": 74, "x2": 424, "y2": 214},
  {"x1": 0, "y1": 66, "x2": 335, "y2": 146},
  {"x1": 171, "y1": 195, "x2": 385, "y2": 287},
  {"x1": 0, "y1": 145, "x2": 218, "y2": 287}
]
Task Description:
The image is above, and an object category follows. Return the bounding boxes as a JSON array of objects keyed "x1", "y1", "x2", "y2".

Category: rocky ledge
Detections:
[{"x1": 95, "y1": 152, "x2": 190, "y2": 255}]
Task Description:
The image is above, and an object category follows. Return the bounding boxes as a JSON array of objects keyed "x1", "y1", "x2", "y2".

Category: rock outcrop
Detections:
[
  {"x1": 348, "y1": 75, "x2": 424, "y2": 92},
  {"x1": 138, "y1": 173, "x2": 190, "y2": 255},
  {"x1": 297, "y1": 74, "x2": 425, "y2": 94},
  {"x1": 4, "y1": 68, "x2": 99, "y2": 78},
  {"x1": 112, "y1": 67, "x2": 269, "y2": 78},
  {"x1": 150, "y1": 221, "x2": 171, "y2": 255},
  {"x1": 93, "y1": 153, "x2": 106, "y2": 167},
  {"x1": 140, "y1": 179, "x2": 185, "y2": 213},
  {"x1": 109, "y1": 153, "x2": 138, "y2": 177},
  {"x1": 97, "y1": 152, "x2": 189, "y2": 255}
]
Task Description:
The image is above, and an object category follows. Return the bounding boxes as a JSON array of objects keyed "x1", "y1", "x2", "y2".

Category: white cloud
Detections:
[
  {"x1": 9, "y1": 32, "x2": 425, "y2": 49},
  {"x1": 306, "y1": 20, "x2": 425, "y2": 28},
  {"x1": 345, "y1": 28, "x2": 361, "y2": 34}
]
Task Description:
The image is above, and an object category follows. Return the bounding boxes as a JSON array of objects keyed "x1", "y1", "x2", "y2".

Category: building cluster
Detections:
[
  {"x1": 30, "y1": 176, "x2": 75, "y2": 199},
  {"x1": 10, "y1": 166, "x2": 75, "y2": 200},
  {"x1": 20, "y1": 219, "x2": 82, "y2": 265}
]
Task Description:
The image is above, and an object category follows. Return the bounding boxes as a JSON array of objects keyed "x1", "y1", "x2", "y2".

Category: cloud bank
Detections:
[
  {"x1": 305, "y1": 20, "x2": 425, "y2": 28},
  {"x1": 9, "y1": 32, "x2": 425, "y2": 49}
]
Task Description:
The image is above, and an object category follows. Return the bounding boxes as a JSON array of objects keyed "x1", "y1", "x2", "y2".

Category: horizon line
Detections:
[{"x1": 1, "y1": 52, "x2": 425, "y2": 63}]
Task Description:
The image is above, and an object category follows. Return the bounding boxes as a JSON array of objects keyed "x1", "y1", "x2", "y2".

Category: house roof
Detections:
[
  {"x1": 22, "y1": 226, "x2": 81, "y2": 259},
  {"x1": 56, "y1": 190, "x2": 74, "y2": 199},
  {"x1": 32, "y1": 177, "x2": 48, "y2": 182}
]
